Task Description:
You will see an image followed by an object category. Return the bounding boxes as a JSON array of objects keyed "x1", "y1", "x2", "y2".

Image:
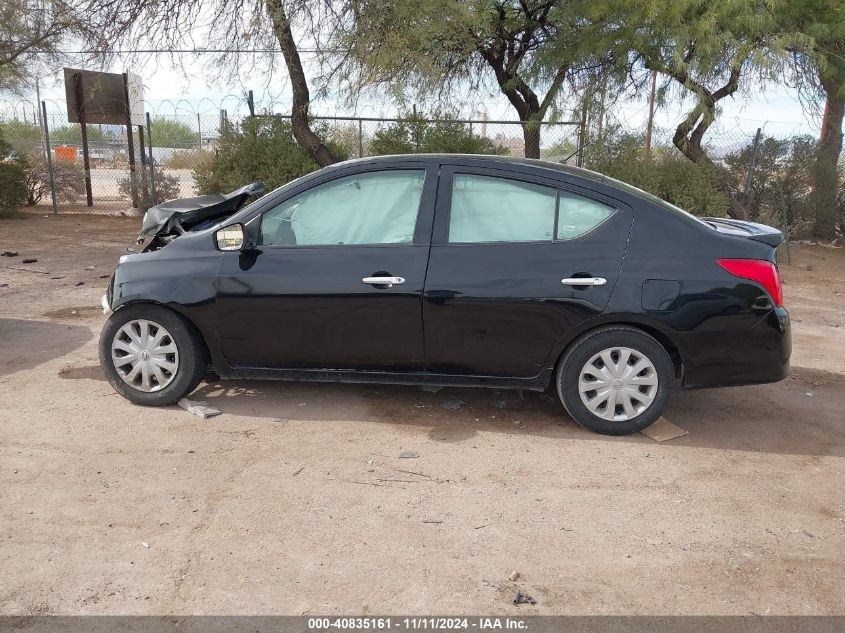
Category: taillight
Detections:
[{"x1": 717, "y1": 258, "x2": 783, "y2": 307}]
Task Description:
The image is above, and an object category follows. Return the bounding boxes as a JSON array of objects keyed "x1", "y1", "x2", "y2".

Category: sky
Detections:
[{"x1": 3, "y1": 49, "x2": 824, "y2": 146}]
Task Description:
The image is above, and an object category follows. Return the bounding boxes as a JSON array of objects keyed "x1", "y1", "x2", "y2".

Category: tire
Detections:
[
  {"x1": 556, "y1": 326, "x2": 674, "y2": 435},
  {"x1": 99, "y1": 304, "x2": 208, "y2": 406}
]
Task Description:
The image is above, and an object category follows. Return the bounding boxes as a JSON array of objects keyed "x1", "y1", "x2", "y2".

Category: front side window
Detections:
[
  {"x1": 448, "y1": 174, "x2": 556, "y2": 243},
  {"x1": 259, "y1": 170, "x2": 425, "y2": 246}
]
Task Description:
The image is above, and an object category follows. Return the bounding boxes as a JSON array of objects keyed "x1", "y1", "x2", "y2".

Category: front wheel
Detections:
[
  {"x1": 556, "y1": 326, "x2": 674, "y2": 435},
  {"x1": 99, "y1": 304, "x2": 208, "y2": 406}
]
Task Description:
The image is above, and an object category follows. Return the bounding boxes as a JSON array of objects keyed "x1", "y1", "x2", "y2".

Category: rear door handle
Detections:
[
  {"x1": 362, "y1": 276, "x2": 405, "y2": 287},
  {"x1": 561, "y1": 277, "x2": 607, "y2": 286}
]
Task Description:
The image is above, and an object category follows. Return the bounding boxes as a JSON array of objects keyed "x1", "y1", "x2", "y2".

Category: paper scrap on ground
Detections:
[
  {"x1": 641, "y1": 418, "x2": 688, "y2": 442},
  {"x1": 178, "y1": 398, "x2": 221, "y2": 419}
]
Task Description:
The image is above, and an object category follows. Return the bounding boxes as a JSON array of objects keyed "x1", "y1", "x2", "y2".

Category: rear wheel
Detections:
[
  {"x1": 99, "y1": 304, "x2": 207, "y2": 406},
  {"x1": 556, "y1": 326, "x2": 673, "y2": 435}
]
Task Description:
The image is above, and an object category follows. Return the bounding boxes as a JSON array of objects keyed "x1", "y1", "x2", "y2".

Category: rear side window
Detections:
[
  {"x1": 448, "y1": 174, "x2": 556, "y2": 243},
  {"x1": 556, "y1": 191, "x2": 615, "y2": 240}
]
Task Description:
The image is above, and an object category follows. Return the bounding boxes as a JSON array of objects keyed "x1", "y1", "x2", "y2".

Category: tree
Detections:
[
  {"x1": 337, "y1": 0, "x2": 607, "y2": 159},
  {"x1": 0, "y1": 0, "x2": 97, "y2": 91},
  {"x1": 148, "y1": 117, "x2": 199, "y2": 148},
  {"x1": 781, "y1": 0, "x2": 845, "y2": 238},
  {"x1": 616, "y1": 0, "x2": 789, "y2": 219},
  {"x1": 94, "y1": 0, "x2": 342, "y2": 167},
  {"x1": 49, "y1": 123, "x2": 109, "y2": 144}
]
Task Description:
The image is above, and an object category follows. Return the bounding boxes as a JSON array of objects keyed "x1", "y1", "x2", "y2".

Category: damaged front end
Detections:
[{"x1": 138, "y1": 182, "x2": 265, "y2": 251}]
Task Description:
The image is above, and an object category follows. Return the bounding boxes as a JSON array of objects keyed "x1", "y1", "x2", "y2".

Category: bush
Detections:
[
  {"x1": 369, "y1": 111, "x2": 506, "y2": 156},
  {"x1": 164, "y1": 149, "x2": 211, "y2": 170},
  {"x1": 21, "y1": 148, "x2": 86, "y2": 205},
  {"x1": 585, "y1": 128, "x2": 728, "y2": 217},
  {"x1": 193, "y1": 116, "x2": 345, "y2": 195},
  {"x1": 0, "y1": 130, "x2": 27, "y2": 215},
  {"x1": 118, "y1": 167, "x2": 182, "y2": 208},
  {"x1": 0, "y1": 161, "x2": 27, "y2": 215}
]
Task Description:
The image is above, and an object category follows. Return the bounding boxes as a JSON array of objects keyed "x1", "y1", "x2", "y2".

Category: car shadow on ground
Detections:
[
  {"x1": 182, "y1": 365, "x2": 845, "y2": 458},
  {"x1": 0, "y1": 318, "x2": 93, "y2": 378}
]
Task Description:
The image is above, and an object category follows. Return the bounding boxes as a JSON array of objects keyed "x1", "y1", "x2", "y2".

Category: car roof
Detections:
[{"x1": 336, "y1": 153, "x2": 606, "y2": 182}]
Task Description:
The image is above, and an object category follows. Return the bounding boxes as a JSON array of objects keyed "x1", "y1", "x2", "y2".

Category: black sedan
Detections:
[{"x1": 99, "y1": 155, "x2": 790, "y2": 435}]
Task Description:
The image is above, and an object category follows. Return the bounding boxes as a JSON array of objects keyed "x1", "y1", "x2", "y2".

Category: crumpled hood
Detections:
[{"x1": 138, "y1": 182, "x2": 265, "y2": 242}]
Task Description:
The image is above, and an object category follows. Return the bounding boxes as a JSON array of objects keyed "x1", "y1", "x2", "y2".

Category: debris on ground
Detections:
[
  {"x1": 141, "y1": 542, "x2": 150, "y2": 548},
  {"x1": 420, "y1": 384, "x2": 443, "y2": 393},
  {"x1": 421, "y1": 518, "x2": 443, "y2": 524},
  {"x1": 641, "y1": 419, "x2": 688, "y2": 442},
  {"x1": 177, "y1": 398, "x2": 222, "y2": 419},
  {"x1": 513, "y1": 591, "x2": 536, "y2": 605},
  {"x1": 399, "y1": 451, "x2": 419, "y2": 459},
  {"x1": 22, "y1": 258, "x2": 37, "y2": 264},
  {"x1": 292, "y1": 467, "x2": 304, "y2": 477},
  {"x1": 509, "y1": 571, "x2": 520, "y2": 581},
  {"x1": 441, "y1": 398, "x2": 466, "y2": 411},
  {"x1": 75, "y1": 281, "x2": 84, "y2": 286},
  {"x1": 1, "y1": 251, "x2": 18, "y2": 257}
]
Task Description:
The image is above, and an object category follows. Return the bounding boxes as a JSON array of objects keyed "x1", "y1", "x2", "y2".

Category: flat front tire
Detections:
[
  {"x1": 556, "y1": 326, "x2": 674, "y2": 435},
  {"x1": 99, "y1": 304, "x2": 207, "y2": 406}
]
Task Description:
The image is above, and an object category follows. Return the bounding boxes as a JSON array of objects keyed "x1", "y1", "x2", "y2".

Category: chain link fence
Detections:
[
  {"x1": 1, "y1": 103, "x2": 841, "y2": 245},
  {"x1": 0, "y1": 108, "x2": 581, "y2": 215}
]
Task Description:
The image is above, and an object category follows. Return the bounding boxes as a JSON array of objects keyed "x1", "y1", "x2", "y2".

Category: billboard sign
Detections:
[{"x1": 64, "y1": 68, "x2": 145, "y2": 126}]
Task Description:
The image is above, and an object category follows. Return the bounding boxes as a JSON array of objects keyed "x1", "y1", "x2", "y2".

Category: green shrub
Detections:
[
  {"x1": 0, "y1": 129, "x2": 26, "y2": 214},
  {"x1": 193, "y1": 116, "x2": 345, "y2": 195},
  {"x1": 370, "y1": 110, "x2": 506, "y2": 156},
  {"x1": 0, "y1": 161, "x2": 27, "y2": 215},
  {"x1": 118, "y1": 167, "x2": 182, "y2": 208},
  {"x1": 21, "y1": 148, "x2": 86, "y2": 205},
  {"x1": 584, "y1": 129, "x2": 728, "y2": 217}
]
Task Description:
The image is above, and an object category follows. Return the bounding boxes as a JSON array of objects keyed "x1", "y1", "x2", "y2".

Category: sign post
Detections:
[
  {"x1": 72, "y1": 72, "x2": 94, "y2": 206},
  {"x1": 64, "y1": 68, "x2": 145, "y2": 209},
  {"x1": 122, "y1": 72, "x2": 138, "y2": 208}
]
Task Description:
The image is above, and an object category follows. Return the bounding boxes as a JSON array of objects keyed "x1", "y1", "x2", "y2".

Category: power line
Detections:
[{"x1": 30, "y1": 48, "x2": 331, "y2": 55}]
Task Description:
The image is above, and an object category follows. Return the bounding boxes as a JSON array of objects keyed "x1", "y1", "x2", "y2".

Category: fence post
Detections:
[
  {"x1": 137, "y1": 124, "x2": 149, "y2": 211},
  {"x1": 123, "y1": 73, "x2": 139, "y2": 208},
  {"x1": 743, "y1": 127, "x2": 763, "y2": 209},
  {"x1": 41, "y1": 102, "x2": 58, "y2": 215},
  {"x1": 778, "y1": 181, "x2": 791, "y2": 265},
  {"x1": 146, "y1": 112, "x2": 156, "y2": 205},
  {"x1": 197, "y1": 112, "x2": 203, "y2": 147},
  {"x1": 576, "y1": 104, "x2": 588, "y2": 168},
  {"x1": 357, "y1": 118, "x2": 363, "y2": 158}
]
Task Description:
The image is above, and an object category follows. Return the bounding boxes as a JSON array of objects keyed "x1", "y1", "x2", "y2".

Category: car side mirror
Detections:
[{"x1": 215, "y1": 223, "x2": 245, "y2": 251}]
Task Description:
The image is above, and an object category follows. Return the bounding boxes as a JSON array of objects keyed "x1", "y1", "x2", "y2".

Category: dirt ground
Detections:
[{"x1": 1, "y1": 213, "x2": 844, "y2": 616}]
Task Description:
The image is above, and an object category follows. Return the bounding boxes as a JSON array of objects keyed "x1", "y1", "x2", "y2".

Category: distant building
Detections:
[{"x1": 491, "y1": 133, "x2": 525, "y2": 157}]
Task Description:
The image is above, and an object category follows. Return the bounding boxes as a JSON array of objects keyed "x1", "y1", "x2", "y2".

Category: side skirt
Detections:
[{"x1": 229, "y1": 367, "x2": 552, "y2": 391}]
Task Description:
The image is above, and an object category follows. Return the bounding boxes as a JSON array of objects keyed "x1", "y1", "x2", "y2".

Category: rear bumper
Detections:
[{"x1": 680, "y1": 307, "x2": 791, "y2": 388}]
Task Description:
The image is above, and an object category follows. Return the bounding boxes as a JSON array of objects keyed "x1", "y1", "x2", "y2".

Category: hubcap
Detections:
[
  {"x1": 578, "y1": 346, "x2": 658, "y2": 422},
  {"x1": 111, "y1": 319, "x2": 179, "y2": 392}
]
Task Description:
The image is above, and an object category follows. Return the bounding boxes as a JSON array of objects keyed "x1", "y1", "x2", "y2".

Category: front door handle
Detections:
[
  {"x1": 362, "y1": 276, "x2": 405, "y2": 287},
  {"x1": 561, "y1": 277, "x2": 607, "y2": 286}
]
